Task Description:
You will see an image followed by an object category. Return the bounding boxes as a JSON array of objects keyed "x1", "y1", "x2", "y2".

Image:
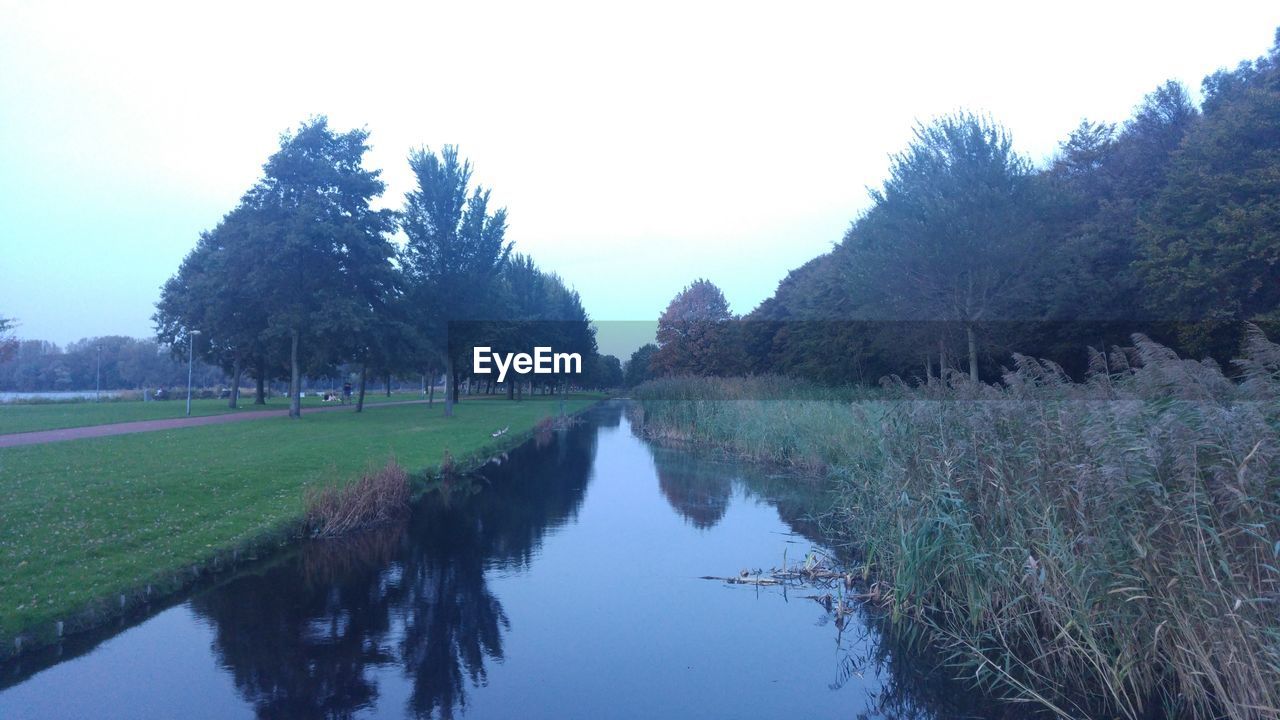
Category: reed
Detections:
[
  {"x1": 632, "y1": 329, "x2": 1280, "y2": 719},
  {"x1": 304, "y1": 458, "x2": 411, "y2": 538}
]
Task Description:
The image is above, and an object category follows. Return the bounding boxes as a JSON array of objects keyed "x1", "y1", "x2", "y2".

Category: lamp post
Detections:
[
  {"x1": 186, "y1": 330, "x2": 201, "y2": 416},
  {"x1": 95, "y1": 344, "x2": 102, "y2": 402}
]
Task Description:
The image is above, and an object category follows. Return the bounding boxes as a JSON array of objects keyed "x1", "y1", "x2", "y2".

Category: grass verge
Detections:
[
  {"x1": 631, "y1": 333, "x2": 1280, "y2": 720},
  {"x1": 0, "y1": 394, "x2": 602, "y2": 655}
]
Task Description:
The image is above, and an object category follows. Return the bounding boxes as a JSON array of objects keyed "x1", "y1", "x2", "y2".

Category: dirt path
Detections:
[{"x1": 0, "y1": 400, "x2": 431, "y2": 448}]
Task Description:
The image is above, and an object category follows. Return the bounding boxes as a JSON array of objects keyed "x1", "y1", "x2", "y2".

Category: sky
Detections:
[{"x1": 1, "y1": 2, "x2": 1278, "y2": 359}]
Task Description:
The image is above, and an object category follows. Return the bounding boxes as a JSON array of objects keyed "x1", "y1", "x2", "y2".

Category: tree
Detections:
[
  {"x1": 0, "y1": 316, "x2": 16, "y2": 364},
  {"x1": 494, "y1": 253, "x2": 550, "y2": 399},
  {"x1": 155, "y1": 207, "x2": 273, "y2": 408},
  {"x1": 624, "y1": 343, "x2": 658, "y2": 387},
  {"x1": 539, "y1": 273, "x2": 598, "y2": 393},
  {"x1": 1140, "y1": 41, "x2": 1280, "y2": 356},
  {"x1": 401, "y1": 146, "x2": 510, "y2": 417},
  {"x1": 592, "y1": 354, "x2": 623, "y2": 389},
  {"x1": 241, "y1": 117, "x2": 396, "y2": 418},
  {"x1": 741, "y1": 250, "x2": 886, "y2": 383},
  {"x1": 849, "y1": 114, "x2": 1044, "y2": 381},
  {"x1": 652, "y1": 279, "x2": 741, "y2": 376}
]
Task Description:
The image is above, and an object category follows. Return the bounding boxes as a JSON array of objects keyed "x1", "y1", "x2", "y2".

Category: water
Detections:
[
  {"x1": 0, "y1": 391, "x2": 127, "y2": 403},
  {"x1": 0, "y1": 402, "x2": 1007, "y2": 719}
]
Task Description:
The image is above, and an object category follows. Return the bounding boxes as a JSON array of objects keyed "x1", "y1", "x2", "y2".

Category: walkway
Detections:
[{"x1": 0, "y1": 400, "x2": 430, "y2": 448}]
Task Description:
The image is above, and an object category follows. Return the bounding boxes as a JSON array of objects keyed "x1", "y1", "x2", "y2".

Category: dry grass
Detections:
[
  {"x1": 304, "y1": 458, "x2": 411, "y2": 538},
  {"x1": 633, "y1": 328, "x2": 1280, "y2": 720}
]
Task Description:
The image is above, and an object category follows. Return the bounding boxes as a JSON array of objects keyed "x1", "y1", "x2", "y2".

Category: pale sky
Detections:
[{"x1": 2, "y1": 1, "x2": 1278, "y2": 359}]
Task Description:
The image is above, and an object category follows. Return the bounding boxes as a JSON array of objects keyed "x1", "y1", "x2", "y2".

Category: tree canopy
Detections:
[
  {"x1": 144, "y1": 125, "x2": 598, "y2": 412},
  {"x1": 647, "y1": 32, "x2": 1280, "y2": 385},
  {"x1": 652, "y1": 279, "x2": 741, "y2": 377}
]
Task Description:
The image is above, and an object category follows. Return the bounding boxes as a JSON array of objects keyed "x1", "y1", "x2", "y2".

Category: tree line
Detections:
[
  {"x1": 152, "y1": 119, "x2": 609, "y2": 416},
  {"x1": 627, "y1": 31, "x2": 1280, "y2": 386},
  {"x1": 0, "y1": 335, "x2": 224, "y2": 393}
]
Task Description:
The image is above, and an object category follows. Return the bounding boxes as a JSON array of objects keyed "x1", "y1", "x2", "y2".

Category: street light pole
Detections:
[{"x1": 186, "y1": 330, "x2": 201, "y2": 416}]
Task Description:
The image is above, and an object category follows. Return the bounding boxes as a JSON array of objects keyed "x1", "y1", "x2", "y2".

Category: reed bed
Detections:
[{"x1": 632, "y1": 330, "x2": 1280, "y2": 719}]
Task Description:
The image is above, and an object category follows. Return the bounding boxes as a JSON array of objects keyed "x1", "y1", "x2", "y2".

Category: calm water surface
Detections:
[{"x1": 0, "y1": 402, "x2": 1007, "y2": 719}]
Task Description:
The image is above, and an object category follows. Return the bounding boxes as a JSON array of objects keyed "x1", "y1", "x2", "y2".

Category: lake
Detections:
[{"x1": 0, "y1": 401, "x2": 1015, "y2": 719}]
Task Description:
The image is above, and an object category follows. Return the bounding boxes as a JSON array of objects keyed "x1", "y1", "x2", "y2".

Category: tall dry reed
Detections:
[
  {"x1": 633, "y1": 329, "x2": 1280, "y2": 719},
  {"x1": 304, "y1": 458, "x2": 411, "y2": 538}
]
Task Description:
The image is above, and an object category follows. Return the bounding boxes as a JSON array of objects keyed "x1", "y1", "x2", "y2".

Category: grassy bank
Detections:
[
  {"x1": 0, "y1": 391, "x2": 420, "y2": 435},
  {"x1": 632, "y1": 334, "x2": 1280, "y2": 720},
  {"x1": 0, "y1": 394, "x2": 601, "y2": 653}
]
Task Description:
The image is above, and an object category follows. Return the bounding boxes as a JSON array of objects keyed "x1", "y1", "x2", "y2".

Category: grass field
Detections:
[
  {"x1": 0, "y1": 394, "x2": 600, "y2": 645},
  {"x1": 0, "y1": 391, "x2": 424, "y2": 435}
]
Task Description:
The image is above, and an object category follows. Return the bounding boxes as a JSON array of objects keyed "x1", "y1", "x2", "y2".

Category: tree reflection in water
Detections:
[
  {"x1": 651, "y1": 445, "x2": 734, "y2": 530},
  {"x1": 189, "y1": 405, "x2": 608, "y2": 719}
]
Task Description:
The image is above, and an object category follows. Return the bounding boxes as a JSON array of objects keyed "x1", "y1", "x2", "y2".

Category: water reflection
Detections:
[
  {"x1": 638, "y1": 425, "x2": 829, "y2": 539},
  {"x1": 631, "y1": 413, "x2": 1025, "y2": 720},
  {"x1": 0, "y1": 402, "x2": 1034, "y2": 720},
  {"x1": 190, "y1": 410, "x2": 602, "y2": 719},
  {"x1": 651, "y1": 446, "x2": 733, "y2": 530}
]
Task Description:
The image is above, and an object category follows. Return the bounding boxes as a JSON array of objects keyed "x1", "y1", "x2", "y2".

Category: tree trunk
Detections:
[
  {"x1": 288, "y1": 330, "x2": 301, "y2": 419},
  {"x1": 428, "y1": 368, "x2": 435, "y2": 405},
  {"x1": 356, "y1": 363, "x2": 368, "y2": 413},
  {"x1": 444, "y1": 355, "x2": 455, "y2": 417},
  {"x1": 506, "y1": 378, "x2": 515, "y2": 400},
  {"x1": 228, "y1": 358, "x2": 242, "y2": 409},
  {"x1": 254, "y1": 363, "x2": 266, "y2": 405},
  {"x1": 966, "y1": 323, "x2": 979, "y2": 382},
  {"x1": 385, "y1": 373, "x2": 391, "y2": 398},
  {"x1": 939, "y1": 337, "x2": 948, "y2": 381}
]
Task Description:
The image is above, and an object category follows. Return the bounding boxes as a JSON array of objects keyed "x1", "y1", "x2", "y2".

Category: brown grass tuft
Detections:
[{"x1": 304, "y1": 458, "x2": 410, "y2": 538}]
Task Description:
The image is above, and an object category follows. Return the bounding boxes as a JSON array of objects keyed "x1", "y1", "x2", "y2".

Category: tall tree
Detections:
[
  {"x1": 242, "y1": 117, "x2": 396, "y2": 418},
  {"x1": 401, "y1": 146, "x2": 510, "y2": 417},
  {"x1": 1140, "y1": 41, "x2": 1280, "y2": 356},
  {"x1": 849, "y1": 114, "x2": 1043, "y2": 381}
]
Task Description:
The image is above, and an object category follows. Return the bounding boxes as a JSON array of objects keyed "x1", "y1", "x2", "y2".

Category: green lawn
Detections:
[
  {"x1": 0, "y1": 394, "x2": 600, "y2": 642},
  {"x1": 0, "y1": 391, "x2": 426, "y2": 435}
]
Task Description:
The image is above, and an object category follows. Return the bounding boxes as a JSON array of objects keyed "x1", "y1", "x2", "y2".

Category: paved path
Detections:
[{"x1": 0, "y1": 400, "x2": 430, "y2": 448}]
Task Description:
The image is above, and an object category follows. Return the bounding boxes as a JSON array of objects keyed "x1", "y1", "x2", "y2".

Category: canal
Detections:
[{"x1": 0, "y1": 401, "x2": 1012, "y2": 719}]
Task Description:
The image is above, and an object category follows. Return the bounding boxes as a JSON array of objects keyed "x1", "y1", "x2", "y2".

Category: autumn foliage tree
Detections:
[{"x1": 652, "y1": 279, "x2": 741, "y2": 376}]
